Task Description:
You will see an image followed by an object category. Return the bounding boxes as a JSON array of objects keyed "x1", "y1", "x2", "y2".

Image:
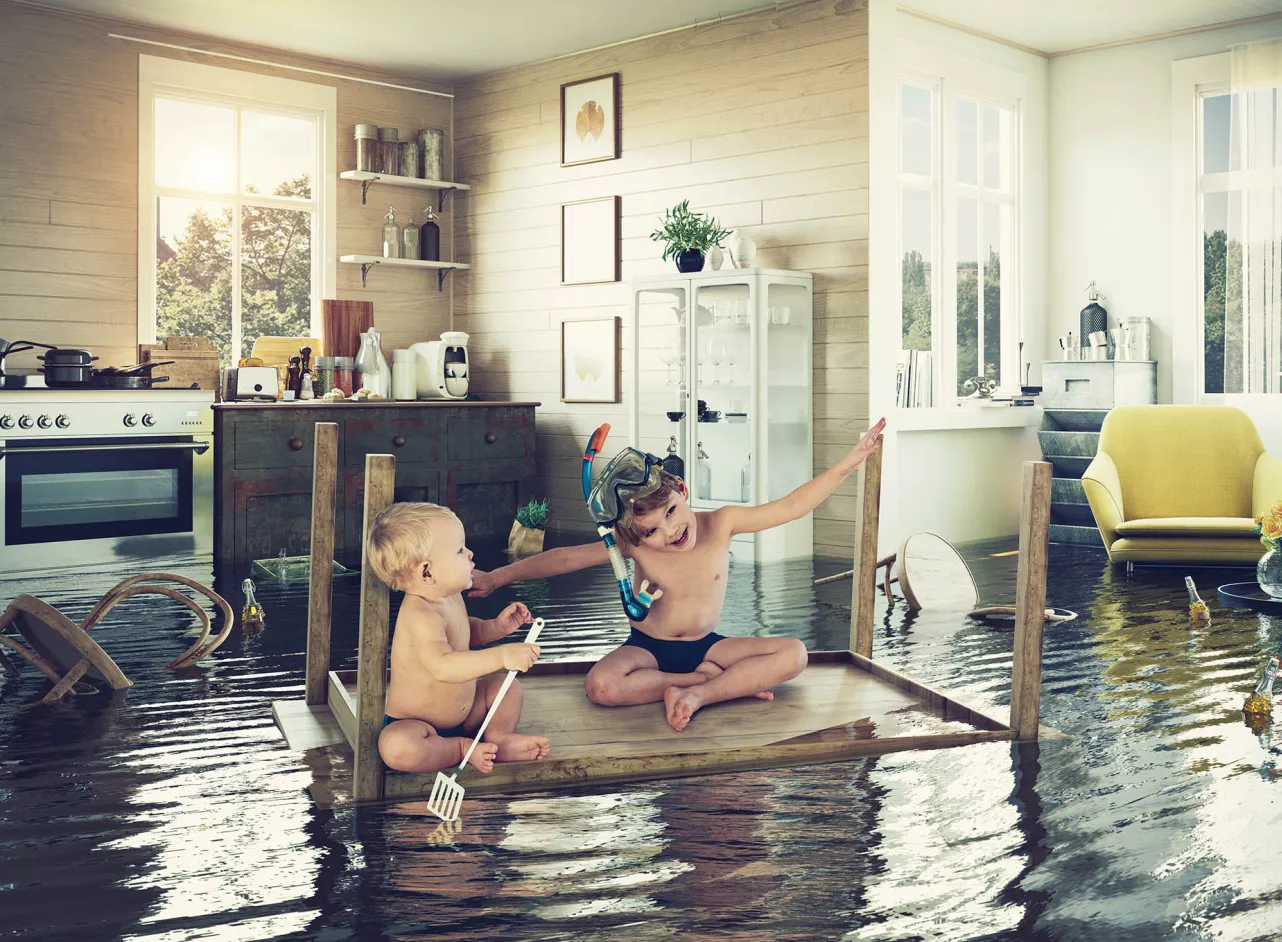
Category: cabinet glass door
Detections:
[
  {"x1": 635, "y1": 287, "x2": 690, "y2": 479},
  {"x1": 691, "y1": 281, "x2": 753, "y2": 506},
  {"x1": 764, "y1": 282, "x2": 812, "y2": 501}
]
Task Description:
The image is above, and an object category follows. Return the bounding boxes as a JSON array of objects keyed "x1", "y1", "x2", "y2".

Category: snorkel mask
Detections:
[{"x1": 582, "y1": 424, "x2": 664, "y2": 621}]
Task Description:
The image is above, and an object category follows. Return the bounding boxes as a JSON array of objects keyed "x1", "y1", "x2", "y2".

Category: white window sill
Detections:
[{"x1": 893, "y1": 404, "x2": 1042, "y2": 432}]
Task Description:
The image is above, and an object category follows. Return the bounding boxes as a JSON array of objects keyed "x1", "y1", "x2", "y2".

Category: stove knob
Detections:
[
  {"x1": 123, "y1": 414, "x2": 137, "y2": 428},
  {"x1": 141, "y1": 413, "x2": 156, "y2": 428},
  {"x1": 55, "y1": 415, "x2": 70, "y2": 429},
  {"x1": 0, "y1": 416, "x2": 12, "y2": 430},
  {"x1": 17, "y1": 415, "x2": 33, "y2": 430},
  {"x1": 36, "y1": 415, "x2": 52, "y2": 429}
]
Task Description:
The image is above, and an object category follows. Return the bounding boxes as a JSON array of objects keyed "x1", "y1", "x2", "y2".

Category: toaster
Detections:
[
  {"x1": 233, "y1": 366, "x2": 280, "y2": 400},
  {"x1": 409, "y1": 331, "x2": 469, "y2": 400}
]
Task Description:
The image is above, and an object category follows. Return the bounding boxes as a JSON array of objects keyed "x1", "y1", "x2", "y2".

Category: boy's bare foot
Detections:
[
  {"x1": 487, "y1": 732, "x2": 550, "y2": 762},
  {"x1": 664, "y1": 685, "x2": 702, "y2": 731},
  {"x1": 694, "y1": 661, "x2": 774, "y2": 701},
  {"x1": 462, "y1": 739, "x2": 499, "y2": 773}
]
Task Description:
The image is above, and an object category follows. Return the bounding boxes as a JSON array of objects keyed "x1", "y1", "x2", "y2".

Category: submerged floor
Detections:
[{"x1": 2, "y1": 538, "x2": 1281, "y2": 940}]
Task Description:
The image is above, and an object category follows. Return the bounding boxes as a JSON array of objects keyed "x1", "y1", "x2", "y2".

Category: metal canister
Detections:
[
  {"x1": 417, "y1": 127, "x2": 444, "y2": 180},
  {"x1": 398, "y1": 140, "x2": 420, "y2": 179}
]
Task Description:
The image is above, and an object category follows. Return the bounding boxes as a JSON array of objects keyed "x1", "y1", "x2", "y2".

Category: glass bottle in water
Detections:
[
  {"x1": 697, "y1": 442, "x2": 712, "y2": 501},
  {"x1": 241, "y1": 578, "x2": 265, "y2": 635},
  {"x1": 381, "y1": 205, "x2": 401, "y2": 259}
]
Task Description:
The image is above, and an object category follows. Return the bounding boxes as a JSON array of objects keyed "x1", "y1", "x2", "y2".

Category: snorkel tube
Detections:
[{"x1": 582, "y1": 423, "x2": 663, "y2": 621}]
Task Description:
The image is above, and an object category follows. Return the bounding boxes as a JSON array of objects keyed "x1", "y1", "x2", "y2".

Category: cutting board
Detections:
[{"x1": 321, "y1": 300, "x2": 374, "y2": 358}]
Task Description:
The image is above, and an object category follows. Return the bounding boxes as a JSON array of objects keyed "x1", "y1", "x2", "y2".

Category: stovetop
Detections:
[{"x1": 0, "y1": 386, "x2": 214, "y2": 437}]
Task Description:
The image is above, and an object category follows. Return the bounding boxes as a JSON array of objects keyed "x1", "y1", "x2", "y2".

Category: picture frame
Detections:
[
  {"x1": 561, "y1": 316, "x2": 620, "y2": 403},
  {"x1": 561, "y1": 195, "x2": 620, "y2": 286},
  {"x1": 560, "y1": 72, "x2": 620, "y2": 167}
]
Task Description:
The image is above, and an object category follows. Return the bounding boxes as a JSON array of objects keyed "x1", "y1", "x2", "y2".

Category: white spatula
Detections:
[{"x1": 426, "y1": 617, "x2": 544, "y2": 823}]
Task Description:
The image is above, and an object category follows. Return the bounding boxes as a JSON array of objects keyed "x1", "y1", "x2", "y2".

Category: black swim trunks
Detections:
[
  {"x1": 382, "y1": 714, "x2": 465, "y2": 738},
  {"x1": 623, "y1": 627, "x2": 726, "y2": 675}
]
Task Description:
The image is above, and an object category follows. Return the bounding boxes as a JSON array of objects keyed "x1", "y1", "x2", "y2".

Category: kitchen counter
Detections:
[{"x1": 213, "y1": 400, "x2": 537, "y2": 570}]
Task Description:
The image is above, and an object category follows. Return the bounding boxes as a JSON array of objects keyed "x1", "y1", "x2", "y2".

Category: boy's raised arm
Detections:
[
  {"x1": 724, "y1": 419, "x2": 885, "y2": 536},
  {"x1": 468, "y1": 541, "x2": 612, "y2": 597}
]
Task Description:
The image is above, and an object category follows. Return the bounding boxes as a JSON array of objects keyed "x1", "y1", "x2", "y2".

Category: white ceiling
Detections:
[
  {"x1": 903, "y1": 0, "x2": 1282, "y2": 55},
  {"x1": 25, "y1": 0, "x2": 776, "y2": 79}
]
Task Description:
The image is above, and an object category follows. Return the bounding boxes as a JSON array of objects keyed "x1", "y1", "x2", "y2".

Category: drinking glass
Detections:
[
  {"x1": 724, "y1": 338, "x2": 738, "y2": 385},
  {"x1": 711, "y1": 338, "x2": 727, "y2": 384},
  {"x1": 700, "y1": 333, "x2": 715, "y2": 385},
  {"x1": 660, "y1": 345, "x2": 676, "y2": 385}
]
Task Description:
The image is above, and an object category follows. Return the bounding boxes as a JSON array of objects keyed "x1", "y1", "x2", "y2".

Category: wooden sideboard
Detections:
[{"x1": 213, "y1": 400, "x2": 538, "y2": 571}]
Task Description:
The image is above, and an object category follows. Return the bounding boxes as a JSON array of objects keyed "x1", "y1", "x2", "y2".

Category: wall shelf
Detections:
[
  {"x1": 339, "y1": 254, "x2": 470, "y2": 290},
  {"x1": 339, "y1": 170, "x2": 471, "y2": 209}
]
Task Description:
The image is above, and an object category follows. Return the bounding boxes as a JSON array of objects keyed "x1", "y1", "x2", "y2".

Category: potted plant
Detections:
[
  {"x1": 508, "y1": 498, "x2": 549, "y2": 556},
  {"x1": 650, "y1": 200, "x2": 732, "y2": 273}
]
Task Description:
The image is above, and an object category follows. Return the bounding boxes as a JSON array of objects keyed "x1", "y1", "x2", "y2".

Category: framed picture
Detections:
[
  {"x1": 561, "y1": 317, "x2": 620, "y2": 403},
  {"x1": 561, "y1": 195, "x2": 620, "y2": 285},
  {"x1": 561, "y1": 72, "x2": 620, "y2": 166}
]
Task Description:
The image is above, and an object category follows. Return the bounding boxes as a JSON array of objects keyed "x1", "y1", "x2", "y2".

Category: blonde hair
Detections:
[
  {"x1": 366, "y1": 502, "x2": 460, "y2": 590},
  {"x1": 615, "y1": 469, "x2": 684, "y2": 546}
]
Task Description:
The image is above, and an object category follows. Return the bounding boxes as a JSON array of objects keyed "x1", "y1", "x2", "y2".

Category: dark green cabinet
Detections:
[{"x1": 214, "y1": 401, "x2": 537, "y2": 571}]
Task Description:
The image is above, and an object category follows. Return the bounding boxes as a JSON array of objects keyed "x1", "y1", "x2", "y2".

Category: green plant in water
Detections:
[
  {"x1": 649, "y1": 200, "x2": 732, "y2": 263},
  {"x1": 516, "y1": 497, "x2": 549, "y2": 530}
]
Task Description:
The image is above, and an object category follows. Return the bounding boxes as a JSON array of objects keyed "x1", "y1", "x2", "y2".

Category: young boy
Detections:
[
  {"x1": 366, "y1": 502, "x2": 550, "y2": 774},
  {"x1": 468, "y1": 419, "x2": 886, "y2": 732}
]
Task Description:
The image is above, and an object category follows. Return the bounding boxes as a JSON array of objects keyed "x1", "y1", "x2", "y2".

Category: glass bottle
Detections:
[
  {"x1": 662, "y1": 435, "x2": 685, "y2": 479},
  {"x1": 355, "y1": 328, "x2": 391, "y2": 397},
  {"x1": 740, "y1": 453, "x2": 752, "y2": 503},
  {"x1": 381, "y1": 205, "x2": 401, "y2": 259},
  {"x1": 697, "y1": 441, "x2": 712, "y2": 501},
  {"x1": 402, "y1": 210, "x2": 420, "y2": 260},
  {"x1": 1244, "y1": 657, "x2": 1280, "y2": 716},
  {"x1": 241, "y1": 578, "x2": 265, "y2": 634},
  {"x1": 1185, "y1": 576, "x2": 1210, "y2": 623},
  {"x1": 420, "y1": 205, "x2": 441, "y2": 262}
]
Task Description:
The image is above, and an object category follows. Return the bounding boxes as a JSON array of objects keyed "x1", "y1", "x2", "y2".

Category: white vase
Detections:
[
  {"x1": 707, "y1": 245, "x2": 724, "y2": 271},
  {"x1": 729, "y1": 232, "x2": 756, "y2": 268}
]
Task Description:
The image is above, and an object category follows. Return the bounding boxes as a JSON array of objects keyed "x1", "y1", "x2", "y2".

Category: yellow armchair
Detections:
[{"x1": 1083, "y1": 405, "x2": 1272, "y2": 564}]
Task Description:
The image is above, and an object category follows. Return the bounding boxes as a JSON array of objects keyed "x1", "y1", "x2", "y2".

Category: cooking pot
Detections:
[
  {"x1": 89, "y1": 360, "x2": 174, "y2": 390},
  {"x1": 38, "y1": 347, "x2": 98, "y2": 388}
]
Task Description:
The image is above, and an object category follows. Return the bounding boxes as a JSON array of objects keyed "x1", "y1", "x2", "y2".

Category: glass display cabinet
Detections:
[{"x1": 629, "y1": 268, "x2": 814, "y2": 560}]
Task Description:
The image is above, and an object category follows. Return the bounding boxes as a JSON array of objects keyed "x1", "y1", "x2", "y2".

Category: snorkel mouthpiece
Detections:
[{"x1": 581, "y1": 423, "x2": 664, "y2": 621}]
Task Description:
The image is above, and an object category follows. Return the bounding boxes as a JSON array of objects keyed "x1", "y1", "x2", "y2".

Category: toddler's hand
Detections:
[
  {"x1": 501, "y1": 642, "x2": 541, "y2": 672},
  {"x1": 467, "y1": 569, "x2": 496, "y2": 598},
  {"x1": 841, "y1": 418, "x2": 886, "y2": 472},
  {"x1": 493, "y1": 602, "x2": 532, "y2": 636}
]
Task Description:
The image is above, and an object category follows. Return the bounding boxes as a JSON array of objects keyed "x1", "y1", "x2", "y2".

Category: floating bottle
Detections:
[
  {"x1": 241, "y1": 578, "x2": 265, "y2": 635},
  {"x1": 1185, "y1": 576, "x2": 1210, "y2": 622},
  {"x1": 1243, "y1": 657, "x2": 1279, "y2": 717},
  {"x1": 697, "y1": 441, "x2": 712, "y2": 501},
  {"x1": 662, "y1": 435, "x2": 685, "y2": 479}
]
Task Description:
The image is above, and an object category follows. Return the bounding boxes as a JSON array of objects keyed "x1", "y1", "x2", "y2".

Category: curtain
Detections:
[{"x1": 1229, "y1": 39, "x2": 1282, "y2": 393}]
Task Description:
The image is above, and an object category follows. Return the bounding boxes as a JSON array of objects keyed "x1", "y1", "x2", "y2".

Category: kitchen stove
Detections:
[{"x1": 0, "y1": 386, "x2": 212, "y2": 437}]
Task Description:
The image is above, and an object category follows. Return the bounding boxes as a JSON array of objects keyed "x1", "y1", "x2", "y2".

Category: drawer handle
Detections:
[
  {"x1": 288, "y1": 437, "x2": 303, "y2": 451},
  {"x1": 392, "y1": 435, "x2": 406, "y2": 448},
  {"x1": 484, "y1": 432, "x2": 497, "y2": 445}
]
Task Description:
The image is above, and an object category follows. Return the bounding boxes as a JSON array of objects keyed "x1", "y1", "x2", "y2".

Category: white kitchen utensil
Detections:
[{"x1": 426, "y1": 617, "x2": 545, "y2": 823}]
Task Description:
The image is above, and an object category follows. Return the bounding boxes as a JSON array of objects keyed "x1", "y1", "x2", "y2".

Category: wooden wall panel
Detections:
[
  {"x1": 0, "y1": 3, "x2": 455, "y2": 374},
  {"x1": 455, "y1": 0, "x2": 870, "y2": 558}
]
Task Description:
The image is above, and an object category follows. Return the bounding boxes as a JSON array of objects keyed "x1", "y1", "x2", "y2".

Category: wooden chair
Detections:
[{"x1": 0, "y1": 573, "x2": 233, "y2": 707}]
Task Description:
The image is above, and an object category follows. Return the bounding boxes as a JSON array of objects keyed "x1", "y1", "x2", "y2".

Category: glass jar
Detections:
[
  {"x1": 398, "y1": 140, "x2": 419, "y2": 179},
  {"x1": 1259, "y1": 544, "x2": 1282, "y2": 599},
  {"x1": 333, "y1": 357, "x2": 354, "y2": 397},
  {"x1": 355, "y1": 123, "x2": 378, "y2": 172},
  {"x1": 314, "y1": 356, "x2": 335, "y2": 396},
  {"x1": 377, "y1": 127, "x2": 399, "y2": 174},
  {"x1": 417, "y1": 127, "x2": 444, "y2": 180}
]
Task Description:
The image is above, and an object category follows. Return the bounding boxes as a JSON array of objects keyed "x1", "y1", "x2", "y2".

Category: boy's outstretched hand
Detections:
[
  {"x1": 839, "y1": 418, "x2": 886, "y2": 473},
  {"x1": 491, "y1": 601, "x2": 532, "y2": 637}
]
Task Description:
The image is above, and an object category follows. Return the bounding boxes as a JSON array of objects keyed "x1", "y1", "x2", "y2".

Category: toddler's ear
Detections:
[{"x1": 420, "y1": 560, "x2": 433, "y2": 583}]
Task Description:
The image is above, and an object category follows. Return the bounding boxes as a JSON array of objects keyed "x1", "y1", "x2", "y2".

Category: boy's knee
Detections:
[
  {"x1": 780, "y1": 637, "x2": 808, "y2": 677},
  {"x1": 584, "y1": 672, "x2": 619, "y2": 706}
]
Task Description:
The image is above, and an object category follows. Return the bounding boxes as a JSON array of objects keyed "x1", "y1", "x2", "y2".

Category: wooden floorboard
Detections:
[{"x1": 272, "y1": 699, "x2": 346, "y2": 751}]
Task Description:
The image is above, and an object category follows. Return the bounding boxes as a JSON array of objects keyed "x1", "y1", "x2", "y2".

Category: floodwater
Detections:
[{"x1": 2, "y1": 539, "x2": 1282, "y2": 941}]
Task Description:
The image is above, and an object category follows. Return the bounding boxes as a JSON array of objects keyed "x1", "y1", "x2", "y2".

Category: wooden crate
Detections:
[{"x1": 139, "y1": 339, "x2": 221, "y2": 390}]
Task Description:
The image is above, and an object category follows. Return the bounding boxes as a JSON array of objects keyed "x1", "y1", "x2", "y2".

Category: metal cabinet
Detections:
[{"x1": 214, "y1": 401, "x2": 537, "y2": 570}]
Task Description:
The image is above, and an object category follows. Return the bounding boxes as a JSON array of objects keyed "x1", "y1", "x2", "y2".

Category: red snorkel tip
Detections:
[{"x1": 587, "y1": 423, "x2": 611, "y2": 454}]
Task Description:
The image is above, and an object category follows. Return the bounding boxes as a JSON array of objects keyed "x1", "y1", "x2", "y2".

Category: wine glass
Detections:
[
  {"x1": 660, "y1": 345, "x2": 676, "y2": 385},
  {"x1": 711, "y1": 338, "x2": 726, "y2": 385},
  {"x1": 700, "y1": 332, "x2": 715, "y2": 386},
  {"x1": 724, "y1": 337, "x2": 738, "y2": 386}
]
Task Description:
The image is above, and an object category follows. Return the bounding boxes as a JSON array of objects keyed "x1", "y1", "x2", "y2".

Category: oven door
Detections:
[{"x1": 1, "y1": 436, "x2": 206, "y2": 548}]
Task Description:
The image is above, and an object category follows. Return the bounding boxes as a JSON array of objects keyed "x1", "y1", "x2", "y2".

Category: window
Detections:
[
  {"x1": 139, "y1": 56, "x2": 336, "y2": 366},
  {"x1": 897, "y1": 69, "x2": 1021, "y2": 403}
]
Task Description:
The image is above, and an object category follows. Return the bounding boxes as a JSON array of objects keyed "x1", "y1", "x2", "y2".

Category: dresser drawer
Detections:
[
  {"x1": 345, "y1": 416, "x2": 444, "y2": 466},
  {"x1": 1041, "y1": 362, "x2": 1115, "y2": 410},
  {"x1": 233, "y1": 418, "x2": 322, "y2": 470},
  {"x1": 446, "y1": 411, "x2": 530, "y2": 462}
]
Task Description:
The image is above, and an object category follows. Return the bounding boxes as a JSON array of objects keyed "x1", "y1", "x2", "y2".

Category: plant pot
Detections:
[
  {"x1": 1259, "y1": 543, "x2": 1282, "y2": 598},
  {"x1": 507, "y1": 521, "x2": 545, "y2": 556},
  {"x1": 675, "y1": 249, "x2": 705, "y2": 273}
]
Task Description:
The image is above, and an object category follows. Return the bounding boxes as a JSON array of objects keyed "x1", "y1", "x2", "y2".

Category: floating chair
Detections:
[{"x1": 0, "y1": 573, "x2": 233, "y2": 707}]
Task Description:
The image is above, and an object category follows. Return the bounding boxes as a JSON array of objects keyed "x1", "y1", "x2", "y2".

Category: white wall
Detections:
[
  {"x1": 1049, "y1": 20, "x2": 1282, "y2": 408},
  {"x1": 868, "y1": 0, "x2": 1049, "y2": 550}
]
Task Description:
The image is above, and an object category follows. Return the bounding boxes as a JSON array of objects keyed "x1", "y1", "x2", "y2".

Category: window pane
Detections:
[
  {"x1": 982, "y1": 201, "x2": 1002, "y2": 384},
  {"x1": 1203, "y1": 94, "x2": 1231, "y2": 174},
  {"x1": 241, "y1": 110, "x2": 315, "y2": 199},
  {"x1": 900, "y1": 84, "x2": 933, "y2": 176},
  {"x1": 983, "y1": 104, "x2": 1006, "y2": 189},
  {"x1": 241, "y1": 206, "x2": 312, "y2": 362},
  {"x1": 956, "y1": 197, "x2": 979, "y2": 393},
  {"x1": 155, "y1": 97, "x2": 236, "y2": 193},
  {"x1": 956, "y1": 98, "x2": 978, "y2": 186},
  {"x1": 901, "y1": 187, "x2": 933, "y2": 351},
  {"x1": 155, "y1": 197, "x2": 233, "y2": 362}
]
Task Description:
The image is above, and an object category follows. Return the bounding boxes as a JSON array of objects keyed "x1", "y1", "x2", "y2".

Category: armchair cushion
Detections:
[
  {"x1": 1253, "y1": 451, "x2": 1282, "y2": 518},
  {"x1": 1113, "y1": 516, "x2": 1257, "y2": 538}
]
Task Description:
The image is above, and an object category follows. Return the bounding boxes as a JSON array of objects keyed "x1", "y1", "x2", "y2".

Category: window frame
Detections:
[
  {"x1": 137, "y1": 55, "x2": 337, "y2": 356},
  {"x1": 894, "y1": 47, "x2": 1025, "y2": 405}
]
